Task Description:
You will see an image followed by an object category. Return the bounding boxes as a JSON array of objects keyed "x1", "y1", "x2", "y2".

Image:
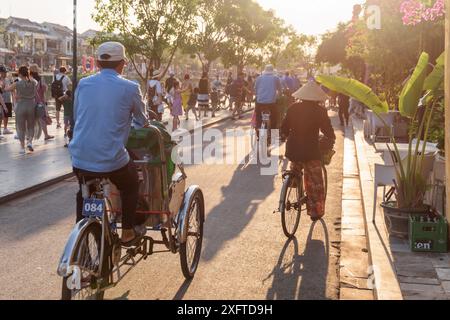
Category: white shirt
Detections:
[
  {"x1": 56, "y1": 73, "x2": 72, "y2": 92},
  {"x1": 147, "y1": 79, "x2": 164, "y2": 112}
]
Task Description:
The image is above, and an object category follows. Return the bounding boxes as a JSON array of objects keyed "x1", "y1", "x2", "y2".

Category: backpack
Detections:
[{"x1": 51, "y1": 75, "x2": 65, "y2": 98}]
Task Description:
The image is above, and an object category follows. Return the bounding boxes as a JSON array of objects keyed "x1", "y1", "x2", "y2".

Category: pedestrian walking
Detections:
[
  {"x1": 338, "y1": 93, "x2": 350, "y2": 126},
  {"x1": 181, "y1": 74, "x2": 193, "y2": 113},
  {"x1": 210, "y1": 87, "x2": 219, "y2": 118},
  {"x1": 185, "y1": 87, "x2": 199, "y2": 121},
  {"x1": 0, "y1": 88, "x2": 7, "y2": 141},
  {"x1": 165, "y1": 71, "x2": 176, "y2": 112},
  {"x1": 51, "y1": 66, "x2": 72, "y2": 129},
  {"x1": 198, "y1": 72, "x2": 210, "y2": 118},
  {"x1": 0, "y1": 66, "x2": 14, "y2": 135},
  {"x1": 171, "y1": 81, "x2": 183, "y2": 131},
  {"x1": 4, "y1": 66, "x2": 38, "y2": 154},
  {"x1": 30, "y1": 64, "x2": 54, "y2": 141},
  {"x1": 59, "y1": 90, "x2": 74, "y2": 147},
  {"x1": 147, "y1": 70, "x2": 164, "y2": 121}
]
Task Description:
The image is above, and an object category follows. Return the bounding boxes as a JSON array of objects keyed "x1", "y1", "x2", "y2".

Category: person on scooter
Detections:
[{"x1": 69, "y1": 42, "x2": 149, "y2": 247}]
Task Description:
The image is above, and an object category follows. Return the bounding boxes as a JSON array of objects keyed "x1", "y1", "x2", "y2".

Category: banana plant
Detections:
[{"x1": 317, "y1": 51, "x2": 444, "y2": 209}]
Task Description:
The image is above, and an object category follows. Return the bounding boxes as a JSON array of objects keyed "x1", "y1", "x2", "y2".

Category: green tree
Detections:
[
  {"x1": 315, "y1": 23, "x2": 366, "y2": 80},
  {"x1": 220, "y1": 0, "x2": 279, "y2": 72},
  {"x1": 183, "y1": 0, "x2": 235, "y2": 73},
  {"x1": 93, "y1": 0, "x2": 199, "y2": 82},
  {"x1": 316, "y1": 0, "x2": 444, "y2": 106}
]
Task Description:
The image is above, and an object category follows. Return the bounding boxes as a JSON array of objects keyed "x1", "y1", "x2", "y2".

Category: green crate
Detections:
[{"x1": 409, "y1": 214, "x2": 448, "y2": 253}]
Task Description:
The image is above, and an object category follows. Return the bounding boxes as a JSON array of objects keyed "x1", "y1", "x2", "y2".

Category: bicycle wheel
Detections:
[
  {"x1": 221, "y1": 95, "x2": 230, "y2": 110},
  {"x1": 61, "y1": 223, "x2": 109, "y2": 300},
  {"x1": 180, "y1": 190, "x2": 205, "y2": 280},
  {"x1": 280, "y1": 174, "x2": 303, "y2": 238},
  {"x1": 259, "y1": 128, "x2": 269, "y2": 161}
]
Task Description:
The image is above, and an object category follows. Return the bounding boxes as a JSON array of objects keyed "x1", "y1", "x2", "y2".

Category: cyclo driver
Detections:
[
  {"x1": 69, "y1": 42, "x2": 149, "y2": 247},
  {"x1": 280, "y1": 80, "x2": 336, "y2": 222}
]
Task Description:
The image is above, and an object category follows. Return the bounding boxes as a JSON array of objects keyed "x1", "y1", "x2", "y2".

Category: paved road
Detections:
[
  {"x1": 0, "y1": 112, "x2": 344, "y2": 300},
  {"x1": 0, "y1": 102, "x2": 237, "y2": 200}
]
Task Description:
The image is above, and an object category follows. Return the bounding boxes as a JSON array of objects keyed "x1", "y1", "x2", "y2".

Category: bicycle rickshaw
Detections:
[{"x1": 57, "y1": 123, "x2": 205, "y2": 300}]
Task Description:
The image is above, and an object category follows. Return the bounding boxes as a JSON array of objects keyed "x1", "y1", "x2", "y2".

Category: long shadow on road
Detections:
[
  {"x1": 202, "y1": 161, "x2": 275, "y2": 262},
  {"x1": 265, "y1": 220, "x2": 330, "y2": 300}
]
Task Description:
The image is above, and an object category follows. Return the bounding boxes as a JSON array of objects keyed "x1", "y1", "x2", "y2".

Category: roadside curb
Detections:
[
  {"x1": 339, "y1": 123, "x2": 374, "y2": 300},
  {"x1": 350, "y1": 116, "x2": 403, "y2": 300},
  {"x1": 0, "y1": 173, "x2": 75, "y2": 205},
  {"x1": 0, "y1": 108, "x2": 254, "y2": 205}
]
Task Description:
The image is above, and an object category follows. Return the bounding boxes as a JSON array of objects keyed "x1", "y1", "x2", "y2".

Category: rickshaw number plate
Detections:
[
  {"x1": 262, "y1": 114, "x2": 271, "y2": 121},
  {"x1": 82, "y1": 199, "x2": 105, "y2": 218}
]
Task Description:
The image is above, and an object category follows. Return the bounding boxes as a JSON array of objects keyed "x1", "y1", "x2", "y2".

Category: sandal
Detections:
[{"x1": 121, "y1": 226, "x2": 147, "y2": 247}]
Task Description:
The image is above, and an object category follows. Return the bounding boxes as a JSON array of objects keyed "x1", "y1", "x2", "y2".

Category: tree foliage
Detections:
[
  {"x1": 220, "y1": 0, "x2": 280, "y2": 72},
  {"x1": 315, "y1": 0, "x2": 444, "y2": 107},
  {"x1": 93, "y1": 0, "x2": 199, "y2": 81},
  {"x1": 183, "y1": 0, "x2": 234, "y2": 73}
]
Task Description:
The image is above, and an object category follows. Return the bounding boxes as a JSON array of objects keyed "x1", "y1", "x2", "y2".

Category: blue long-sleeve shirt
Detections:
[
  {"x1": 69, "y1": 69, "x2": 148, "y2": 173},
  {"x1": 254, "y1": 74, "x2": 282, "y2": 104}
]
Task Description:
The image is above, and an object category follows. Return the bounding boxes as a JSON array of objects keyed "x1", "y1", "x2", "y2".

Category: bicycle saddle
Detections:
[{"x1": 76, "y1": 170, "x2": 110, "y2": 180}]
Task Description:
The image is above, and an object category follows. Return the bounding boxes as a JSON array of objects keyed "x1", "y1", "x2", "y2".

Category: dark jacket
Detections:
[
  {"x1": 281, "y1": 101, "x2": 336, "y2": 162},
  {"x1": 198, "y1": 78, "x2": 209, "y2": 94}
]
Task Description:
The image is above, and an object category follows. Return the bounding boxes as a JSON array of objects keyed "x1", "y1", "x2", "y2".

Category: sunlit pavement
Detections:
[
  {"x1": 0, "y1": 112, "x2": 345, "y2": 300},
  {"x1": 0, "y1": 103, "x2": 236, "y2": 201}
]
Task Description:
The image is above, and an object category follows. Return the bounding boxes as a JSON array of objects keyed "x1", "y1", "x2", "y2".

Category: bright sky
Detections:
[{"x1": 0, "y1": 0, "x2": 360, "y2": 35}]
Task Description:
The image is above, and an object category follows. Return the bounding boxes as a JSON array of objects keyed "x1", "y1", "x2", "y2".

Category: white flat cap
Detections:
[{"x1": 97, "y1": 42, "x2": 127, "y2": 62}]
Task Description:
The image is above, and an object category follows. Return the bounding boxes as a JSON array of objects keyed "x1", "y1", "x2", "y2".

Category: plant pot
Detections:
[{"x1": 381, "y1": 201, "x2": 430, "y2": 239}]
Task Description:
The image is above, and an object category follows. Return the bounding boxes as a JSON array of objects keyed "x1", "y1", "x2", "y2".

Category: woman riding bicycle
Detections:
[{"x1": 280, "y1": 80, "x2": 336, "y2": 222}]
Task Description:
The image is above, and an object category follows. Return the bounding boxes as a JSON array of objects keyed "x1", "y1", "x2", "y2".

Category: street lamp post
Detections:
[
  {"x1": 445, "y1": 0, "x2": 450, "y2": 238},
  {"x1": 72, "y1": 0, "x2": 78, "y2": 97}
]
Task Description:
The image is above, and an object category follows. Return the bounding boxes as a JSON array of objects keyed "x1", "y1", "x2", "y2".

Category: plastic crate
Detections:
[{"x1": 409, "y1": 214, "x2": 448, "y2": 253}]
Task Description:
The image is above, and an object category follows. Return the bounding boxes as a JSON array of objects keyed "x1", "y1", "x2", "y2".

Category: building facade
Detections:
[{"x1": 0, "y1": 17, "x2": 97, "y2": 72}]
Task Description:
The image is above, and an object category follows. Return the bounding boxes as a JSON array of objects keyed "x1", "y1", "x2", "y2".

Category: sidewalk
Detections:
[
  {"x1": 0, "y1": 103, "x2": 241, "y2": 204},
  {"x1": 349, "y1": 116, "x2": 450, "y2": 300},
  {"x1": 339, "y1": 125, "x2": 373, "y2": 300}
]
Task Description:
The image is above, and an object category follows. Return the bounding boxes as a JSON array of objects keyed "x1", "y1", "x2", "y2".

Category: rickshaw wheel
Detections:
[
  {"x1": 61, "y1": 223, "x2": 110, "y2": 300},
  {"x1": 179, "y1": 189, "x2": 205, "y2": 280}
]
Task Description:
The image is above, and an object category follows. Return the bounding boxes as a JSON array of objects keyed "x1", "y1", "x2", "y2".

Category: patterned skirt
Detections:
[{"x1": 291, "y1": 160, "x2": 326, "y2": 219}]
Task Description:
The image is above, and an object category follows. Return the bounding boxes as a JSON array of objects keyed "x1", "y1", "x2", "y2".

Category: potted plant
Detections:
[{"x1": 317, "y1": 51, "x2": 444, "y2": 238}]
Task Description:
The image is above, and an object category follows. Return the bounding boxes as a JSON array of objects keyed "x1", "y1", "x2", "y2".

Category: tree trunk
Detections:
[
  {"x1": 205, "y1": 60, "x2": 211, "y2": 74},
  {"x1": 237, "y1": 62, "x2": 244, "y2": 74},
  {"x1": 161, "y1": 46, "x2": 178, "y2": 78}
]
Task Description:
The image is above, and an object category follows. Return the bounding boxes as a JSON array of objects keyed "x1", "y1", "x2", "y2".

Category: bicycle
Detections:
[
  {"x1": 218, "y1": 90, "x2": 230, "y2": 110},
  {"x1": 57, "y1": 125, "x2": 205, "y2": 300},
  {"x1": 277, "y1": 162, "x2": 328, "y2": 238}
]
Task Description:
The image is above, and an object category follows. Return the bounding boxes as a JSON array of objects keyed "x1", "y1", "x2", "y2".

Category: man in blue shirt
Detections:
[
  {"x1": 282, "y1": 71, "x2": 296, "y2": 93},
  {"x1": 254, "y1": 65, "x2": 282, "y2": 136},
  {"x1": 69, "y1": 42, "x2": 148, "y2": 246}
]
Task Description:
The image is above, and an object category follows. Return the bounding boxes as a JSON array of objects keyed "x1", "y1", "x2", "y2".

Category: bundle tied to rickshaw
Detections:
[{"x1": 127, "y1": 121, "x2": 177, "y2": 180}]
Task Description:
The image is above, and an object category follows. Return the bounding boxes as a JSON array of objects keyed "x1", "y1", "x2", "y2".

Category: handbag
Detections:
[{"x1": 35, "y1": 103, "x2": 46, "y2": 118}]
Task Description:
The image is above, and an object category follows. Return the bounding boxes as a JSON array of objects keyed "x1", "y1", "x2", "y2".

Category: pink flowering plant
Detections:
[{"x1": 400, "y1": 0, "x2": 445, "y2": 25}]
